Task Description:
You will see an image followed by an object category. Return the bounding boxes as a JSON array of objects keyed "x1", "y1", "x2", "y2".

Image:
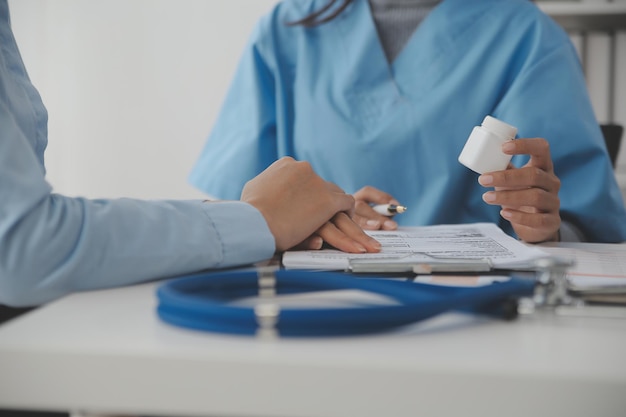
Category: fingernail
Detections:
[
  {"x1": 383, "y1": 220, "x2": 397, "y2": 230},
  {"x1": 478, "y1": 175, "x2": 493, "y2": 186},
  {"x1": 390, "y1": 199, "x2": 400, "y2": 205},
  {"x1": 501, "y1": 209, "x2": 512, "y2": 219},
  {"x1": 355, "y1": 244, "x2": 367, "y2": 253},
  {"x1": 502, "y1": 142, "x2": 515, "y2": 153},
  {"x1": 482, "y1": 192, "x2": 496, "y2": 202},
  {"x1": 366, "y1": 219, "x2": 381, "y2": 227},
  {"x1": 311, "y1": 236, "x2": 323, "y2": 249}
]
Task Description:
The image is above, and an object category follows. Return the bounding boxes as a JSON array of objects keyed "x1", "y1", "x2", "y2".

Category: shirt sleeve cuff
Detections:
[{"x1": 198, "y1": 201, "x2": 276, "y2": 268}]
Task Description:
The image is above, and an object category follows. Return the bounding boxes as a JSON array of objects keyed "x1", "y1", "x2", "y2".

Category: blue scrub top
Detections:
[{"x1": 190, "y1": 0, "x2": 626, "y2": 243}]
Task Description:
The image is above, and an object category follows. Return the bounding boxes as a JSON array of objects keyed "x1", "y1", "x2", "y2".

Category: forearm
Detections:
[{"x1": 0, "y1": 196, "x2": 274, "y2": 307}]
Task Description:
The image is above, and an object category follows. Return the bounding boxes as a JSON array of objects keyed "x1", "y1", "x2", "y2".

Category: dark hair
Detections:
[{"x1": 286, "y1": 0, "x2": 353, "y2": 27}]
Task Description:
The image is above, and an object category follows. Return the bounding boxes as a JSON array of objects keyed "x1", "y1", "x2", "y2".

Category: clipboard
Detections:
[
  {"x1": 348, "y1": 256, "x2": 493, "y2": 274},
  {"x1": 282, "y1": 224, "x2": 552, "y2": 272}
]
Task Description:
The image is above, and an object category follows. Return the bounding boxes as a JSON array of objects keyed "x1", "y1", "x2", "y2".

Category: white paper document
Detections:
[
  {"x1": 282, "y1": 223, "x2": 550, "y2": 271},
  {"x1": 539, "y1": 244, "x2": 626, "y2": 289}
]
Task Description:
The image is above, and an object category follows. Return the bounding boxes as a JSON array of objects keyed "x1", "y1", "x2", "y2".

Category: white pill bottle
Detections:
[{"x1": 458, "y1": 115, "x2": 518, "y2": 174}]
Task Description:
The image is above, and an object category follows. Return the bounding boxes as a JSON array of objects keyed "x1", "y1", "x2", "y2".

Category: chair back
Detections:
[{"x1": 600, "y1": 124, "x2": 623, "y2": 168}]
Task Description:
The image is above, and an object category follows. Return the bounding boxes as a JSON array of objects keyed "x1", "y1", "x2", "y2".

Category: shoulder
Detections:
[
  {"x1": 247, "y1": 0, "x2": 314, "y2": 46},
  {"x1": 441, "y1": 0, "x2": 573, "y2": 62},
  {"x1": 482, "y1": 0, "x2": 570, "y2": 46},
  {"x1": 250, "y1": 0, "x2": 331, "y2": 67},
  {"x1": 255, "y1": 0, "x2": 329, "y2": 32}
]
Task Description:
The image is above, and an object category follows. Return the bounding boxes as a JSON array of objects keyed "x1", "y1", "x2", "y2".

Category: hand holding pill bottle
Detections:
[{"x1": 458, "y1": 116, "x2": 518, "y2": 174}]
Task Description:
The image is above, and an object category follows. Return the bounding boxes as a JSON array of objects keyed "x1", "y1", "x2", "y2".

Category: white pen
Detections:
[{"x1": 372, "y1": 204, "x2": 408, "y2": 216}]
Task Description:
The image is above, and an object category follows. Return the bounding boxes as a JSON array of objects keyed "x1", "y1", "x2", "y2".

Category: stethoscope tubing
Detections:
[{"x1": 156, "y1": 269, "x2": 534, "y2": 336}]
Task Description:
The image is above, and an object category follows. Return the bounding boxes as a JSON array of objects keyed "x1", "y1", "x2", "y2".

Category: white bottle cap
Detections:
[
  {"x1": 458, "y1": 116, "x2": 518, "y2": 174},
  {"x1": 482, "y1": 115, "x2": 517, "y2": 141}
]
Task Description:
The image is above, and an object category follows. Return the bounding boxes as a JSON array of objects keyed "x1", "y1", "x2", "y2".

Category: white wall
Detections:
[{"x1": 9, "y1": 0, "x2": 276, "y2": 199}]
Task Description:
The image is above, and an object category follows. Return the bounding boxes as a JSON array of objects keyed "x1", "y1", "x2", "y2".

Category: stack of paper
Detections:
[
  {"x1": 282, "y1": 223, "x2": 550, "y2": 271},
  {"x1": 539, "y1": 243, "x2": 626, "y2": 304}
]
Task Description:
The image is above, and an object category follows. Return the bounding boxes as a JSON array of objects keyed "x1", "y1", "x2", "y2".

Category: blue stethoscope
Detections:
[{"x1": 156, "y1": 268, "x2": 535, "y2": 337}]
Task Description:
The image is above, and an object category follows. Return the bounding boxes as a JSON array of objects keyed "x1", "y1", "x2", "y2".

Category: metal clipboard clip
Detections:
[
  {"x1": 348, "y1": 252, "x2": 493, "y2": 274},
  {"x1": 518, "y1": 257, "x2": 626, "y2": 319},
  {"x1": 349, "y1": 254, "x2": 626, "y2": 319}
]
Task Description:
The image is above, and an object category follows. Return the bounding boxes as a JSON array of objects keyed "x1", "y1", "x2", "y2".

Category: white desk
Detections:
[{"x1": 1, "y1": 247, "x2": 626, "y2": 417}]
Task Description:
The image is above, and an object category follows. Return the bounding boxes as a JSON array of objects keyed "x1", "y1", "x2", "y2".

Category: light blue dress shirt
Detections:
[
  {"x1": 190, "y1": 0, "x2": 626, "y2": 243},
  {"x1": 0, "y1": 0, "x2": 275, "y2": 307}
]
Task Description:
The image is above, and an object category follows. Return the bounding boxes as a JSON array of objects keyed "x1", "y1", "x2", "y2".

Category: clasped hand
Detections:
[{"x1": 241, "y1": 157, "x2": 381, "y2": 253}]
